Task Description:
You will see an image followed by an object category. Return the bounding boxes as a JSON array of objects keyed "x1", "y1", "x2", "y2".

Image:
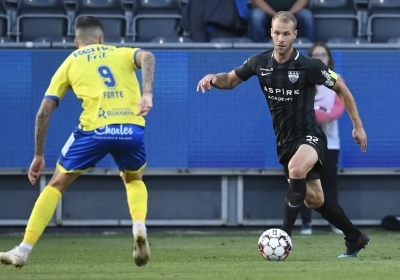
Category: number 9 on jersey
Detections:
[{"x1": 97, "y1": 65, "x2": 116, "y2": 88}]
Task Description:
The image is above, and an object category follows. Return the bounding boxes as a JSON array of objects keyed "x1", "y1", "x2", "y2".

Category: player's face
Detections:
[
  {"x1": 311, "y1": 46, "x2": 329, "y2": 66},
  {"x1": 271, "y1": 19, "x2": 297, "y2": 56}
]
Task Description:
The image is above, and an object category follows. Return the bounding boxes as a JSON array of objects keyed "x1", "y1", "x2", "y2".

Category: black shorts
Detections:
[{"x1": 277, "y1": 134, "x2": 327, "y2": 180}]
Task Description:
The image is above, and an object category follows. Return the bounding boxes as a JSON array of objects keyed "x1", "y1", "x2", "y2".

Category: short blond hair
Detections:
[{"x1": 272, "y1": 11, "x2": 297, "y2": 30}]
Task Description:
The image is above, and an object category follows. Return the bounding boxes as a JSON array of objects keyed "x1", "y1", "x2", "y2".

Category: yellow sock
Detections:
[
  {"x1": 23, "y1": 185, "x2": 61, "y2": 246},
  {"x1": 126, "y1": 180, "x2": 148, "y2": 223}
]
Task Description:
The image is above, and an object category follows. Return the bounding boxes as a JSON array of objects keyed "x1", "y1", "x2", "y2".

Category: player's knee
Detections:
[
  {"x1": 304, "y1": 191, "x2": 324, "y2": 209},
  {"x1": 288, "y1": 164, "x2": 307, "y2": 179},
  {"x1": 48, "y1": 170, "x2": 78, "y2": 194},
  {"x1": 48, "y1": 178, "x2": 68, "y2": 194},
  {"x1": 122, "y1": 170, "x2": 144, "y2": 184}
]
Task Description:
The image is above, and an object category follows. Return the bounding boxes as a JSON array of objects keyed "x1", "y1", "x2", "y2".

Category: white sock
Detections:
[
  {"x1": 133, "y1": 221, "x2": 146, "y2": 236},
  {"x1": 19, "y1": 242, "x2": 33, "y2": 251}
]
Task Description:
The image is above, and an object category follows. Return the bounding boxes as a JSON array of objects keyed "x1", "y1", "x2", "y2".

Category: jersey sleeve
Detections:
[
  {"x1": 120, "y1": 47, "x2": 141, "y2": 70},
  {"x1": 307, "y1": 58, "x2": 338, "y2": 89},
  {"x1": 44, "y1": 58, "x2": 71, "y2": 105},
  {"x1": 234, "y1": 54, "x2": 258, "y2": 81}
]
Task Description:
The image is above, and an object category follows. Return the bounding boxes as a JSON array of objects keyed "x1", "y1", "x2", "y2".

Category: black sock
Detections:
[
  {"x1": 281, "y1": 178, "x2": 307, "y2": 236},
  {"x1": 314, "y1": 195, "x2": 361, "y2": 241}
]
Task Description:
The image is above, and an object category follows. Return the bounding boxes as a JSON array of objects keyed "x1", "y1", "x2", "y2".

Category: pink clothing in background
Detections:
[
  {"x1": 315, "y1": 94, "x2": 345, "y2": 123},
  {"x1": 314, "y1": 77, "x2": 345, "y2": 150}
]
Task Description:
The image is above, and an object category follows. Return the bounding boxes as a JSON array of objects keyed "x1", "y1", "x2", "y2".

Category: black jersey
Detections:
[{"x1": 234, "y1": 49, "x2": 338, "y2": 146}]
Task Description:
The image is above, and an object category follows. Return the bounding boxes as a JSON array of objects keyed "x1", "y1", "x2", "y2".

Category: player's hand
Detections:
[
  {"x1": 137, "y1": 93, "x2": 153, "y2": 116},
  {"x1": 197, "y1": 74, "x2": 217, "y2": 93},
  {"x1": 28, "y1": 155, "x2": 45, "y2": 185},
  {"x1": 352, "y1": 127, "x2": 367, "y2": 152}
]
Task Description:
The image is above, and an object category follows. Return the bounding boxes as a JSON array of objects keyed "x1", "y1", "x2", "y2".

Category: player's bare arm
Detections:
[
  {"x1": 136, "y1": 50, "x2": 155, "y2": 94},
  {"x1": 35, "y1": 98, "x2": 58, "y2": 156},
  {"x1": 332, "y1": 78, "x2": 367, "y2": 152},
  {"x1": 28, "y1": 98, "x2": 58, "y2": 185},
  {"x1": 197, "y1": 70, "x2": 243, "y2": 93},
  {"x1": 135, "y1": 50, "x2": 155, "y2": 116}
]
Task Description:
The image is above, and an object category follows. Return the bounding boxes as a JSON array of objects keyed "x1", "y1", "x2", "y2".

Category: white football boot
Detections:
[
  {"x1": 0, "y1": 246, "x2": 30, "y2": 268},
  {"x1": 133, "y1": 223, "x2": 150, "y2": 266}
]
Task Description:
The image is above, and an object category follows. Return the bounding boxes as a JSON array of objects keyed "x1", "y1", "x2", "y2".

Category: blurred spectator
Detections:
[
  {"x1": 299, "y1": 42, "x2": 345, "y2": 235},
  {"x1": 249, "y1": 0, "x2": 314, "y2": 42},
  {"x1": 180, "y1": 0, "x2": 248, "y2": 42}
]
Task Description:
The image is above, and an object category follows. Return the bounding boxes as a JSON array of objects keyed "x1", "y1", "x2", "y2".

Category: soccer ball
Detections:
[{"x1": 258, "y1": 228, "x2": 293, "y2": 261}]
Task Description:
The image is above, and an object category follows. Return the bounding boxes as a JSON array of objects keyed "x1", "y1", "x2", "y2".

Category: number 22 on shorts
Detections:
[
  {"x1": 97, "y1": 65, "x2": 116, "y2": 88},
  {"x1": 306, "y1": 135, "x2": 318, "y2": 144}
]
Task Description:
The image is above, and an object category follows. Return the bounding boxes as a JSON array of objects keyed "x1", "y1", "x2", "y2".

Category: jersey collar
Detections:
[{"x1": 271, "y1": 48, "x2": 300, "y2": 61}]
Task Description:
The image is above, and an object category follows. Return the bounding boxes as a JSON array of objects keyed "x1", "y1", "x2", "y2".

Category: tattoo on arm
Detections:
[
  {"x1": 35, "y1": 99, "x2": 57, "y2": 156},
  {"x1": 140, "y1": 52, "x2": 155, "y2": 94}
]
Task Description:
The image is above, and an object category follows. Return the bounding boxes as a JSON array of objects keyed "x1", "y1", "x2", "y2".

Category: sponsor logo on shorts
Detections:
[
  {"x1": 94, "y1": 125, "x2": 134, "y2": 136},
  {"x1": 93, "y1": 125, "x2": 134, "y2": 140}
]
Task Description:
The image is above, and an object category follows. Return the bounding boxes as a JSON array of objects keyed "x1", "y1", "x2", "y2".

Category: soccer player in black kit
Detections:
[{"x1": 197, "y1": 11, "x2": 370, "y2": 258}]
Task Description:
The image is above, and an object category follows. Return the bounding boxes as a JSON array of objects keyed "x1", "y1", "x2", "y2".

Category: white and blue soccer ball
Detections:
[{"x1": 258, "y1": 228, "x2": 293, "y2": 261}]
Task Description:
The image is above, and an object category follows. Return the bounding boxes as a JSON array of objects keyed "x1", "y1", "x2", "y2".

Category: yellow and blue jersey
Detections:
[
  {"x1": 45, "y1": 44, "x2": 148, "y2": 174},
  {"x1": 44, "y1": 44, "x2": 145, "y2": 131}
]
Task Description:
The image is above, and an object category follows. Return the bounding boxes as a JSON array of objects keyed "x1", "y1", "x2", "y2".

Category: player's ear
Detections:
[
  {"x1": 74, "y1": 39, "x2": 79, "y2": 49},
  {"x1": 293, "y1": 29, "x2": 298, "y2": 39},
  {"x1": 99, "y1": 35, "x2": 104, "y2": 45},
  {"x1": 270, "y1": 27, "x2": 273, "y2": 38}
]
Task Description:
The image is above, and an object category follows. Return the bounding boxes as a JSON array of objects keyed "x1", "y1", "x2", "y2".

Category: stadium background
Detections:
[
  {"x1": 0, "y1": 49, "x2": 399, "y2": 169},
  {"x1": 0, "y1": 46, "x2": 399, "y2": 229},
  {"x1": 0, "y1": 0, "x2": 399, "y2": 230}
]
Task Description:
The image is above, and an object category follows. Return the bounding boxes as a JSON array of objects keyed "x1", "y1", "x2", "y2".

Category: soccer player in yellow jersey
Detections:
[{"x1": 0, "y1": 16, "x2": 155, "y2": 268}]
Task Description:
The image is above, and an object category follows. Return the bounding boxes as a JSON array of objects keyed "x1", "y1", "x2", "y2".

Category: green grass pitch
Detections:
[{"x1": 0, "y1": 229, "x2": 399, "y2": 280}]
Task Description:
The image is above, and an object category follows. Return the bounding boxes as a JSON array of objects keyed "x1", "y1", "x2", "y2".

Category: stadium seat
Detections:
[
  {"x1": 104, "y1": 37, "x2": 134, "y2": 44},
  {"x1": 33, "y1": 36, "x2": 74, "y2": 43},
  {"x1": 294, "y1": 37, "x2": 311, "y2": 44},
  {"x1": 388, "y1": 38, "x2": 400, "y2": 44},
  {"x1": 367, "y1": 0, "x2": 400, "y2": 43},
  {"x1": 208, "y1": 26, "x2": 248, "y2": 42},
  {"x1": 210, "y1": 37, "x2": 252, "y2": 43},
  {"x1": 0, "y1": 36, "x2": 13, "y2": 43},
  {"x1": 267, "y1": 37, "x2": 311, "y2": 44},
  {"x1": 327, "y1": 38, "x2": 368, "y2": 44},
  {"x1": 75, "y1": 0, "x2": 127, "y2": 38},
  {"x1": 132, "y1": 0, "x2": 182, "y2": 42},
  {"x1": 151, "y1": 36, "x2": 192, "y2": 43},
  {"x1": 310, "y1": 0, "x2": 361, "y2": 42},
  {"x1": 0, "y1": 0, "x2": 10, "y2": 37},
  {"x1": 180, "y1": 0, "x2": 189, "y2": 10},
  {"x1": 16, "y1": 0, "x2": 70, "y2": 42}
]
